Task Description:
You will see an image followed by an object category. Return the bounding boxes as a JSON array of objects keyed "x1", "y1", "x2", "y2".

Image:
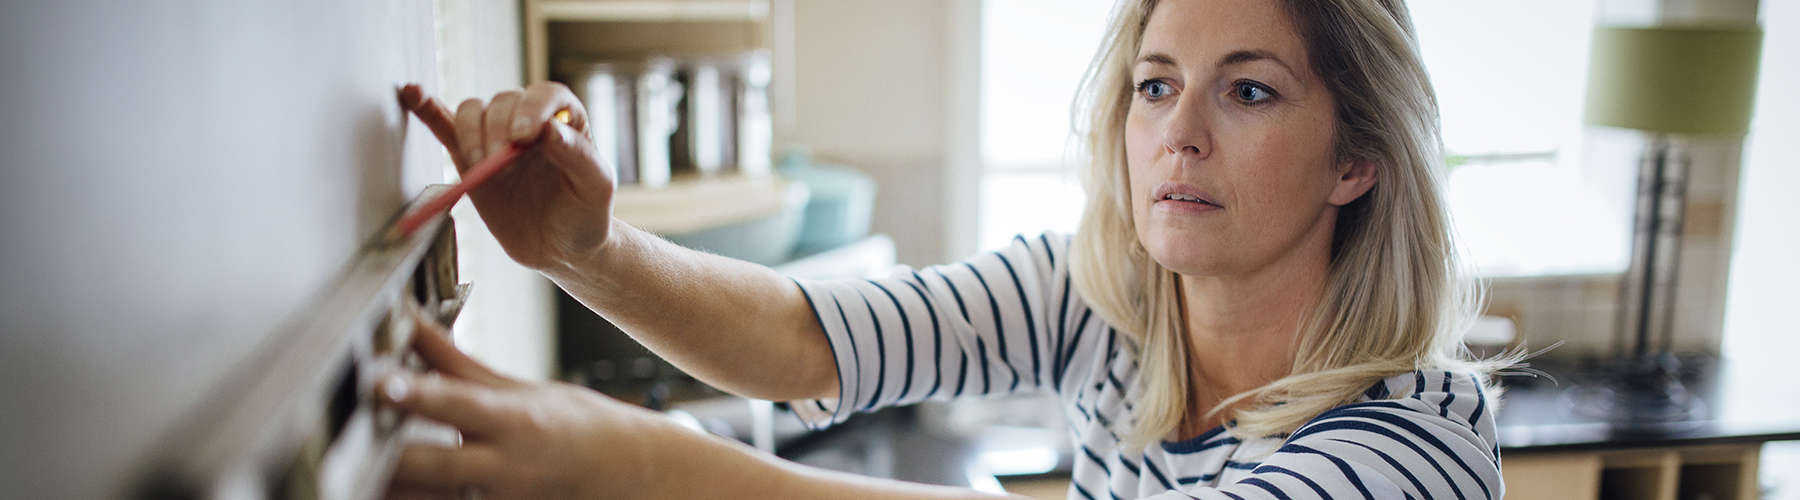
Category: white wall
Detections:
[
  {"x1": 786, "y1": 0, "x2": 974, "y2": 266},
  {"x1": 1722, "y1": 0, "x2": 1800, "y2": 363},
  {"x1": 0, "y1": 1, "x2": 441, "y2": 497},
  {"x1": 435, "y1": 0, "x2": 559, "y2": 381}
]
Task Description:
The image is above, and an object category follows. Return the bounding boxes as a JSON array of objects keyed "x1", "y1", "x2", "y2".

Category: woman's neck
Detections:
[{"x1": 1173, "y1": 217, "x2": 1335, "y2": 436}]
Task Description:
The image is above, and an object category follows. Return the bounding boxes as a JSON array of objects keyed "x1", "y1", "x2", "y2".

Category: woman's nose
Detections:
[{"x1": 1161, "y1": 98, "x2": 1212, "y2": 159}]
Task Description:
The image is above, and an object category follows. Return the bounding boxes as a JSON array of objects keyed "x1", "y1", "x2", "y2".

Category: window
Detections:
[
  {"x1": 1412, "y1": 0, "x2": 1632, "y2": 277},
  {"x1": 976, "y1": 0, "x2": 1110, "y2": 250}
]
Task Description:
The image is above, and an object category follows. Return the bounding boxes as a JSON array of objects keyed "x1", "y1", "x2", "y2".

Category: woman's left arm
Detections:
[{"x1": 380, "y1": 315, "x2": 1026, "y2": 500}]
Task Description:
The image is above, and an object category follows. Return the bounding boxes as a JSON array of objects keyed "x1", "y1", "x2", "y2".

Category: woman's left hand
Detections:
[{"x1": 380, "y1": 314, "x2": 665, "y2": 500}]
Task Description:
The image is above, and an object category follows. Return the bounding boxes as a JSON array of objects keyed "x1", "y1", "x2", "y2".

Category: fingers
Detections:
[
  {"x1": 483, "y1": 90, "x2": 523, "y2": 159},
  {"x1": 382, "y1": 372, "x2": 508, "y2": 435},
  {"x1": 454, "y1": 98, "x2": 487, "y2": 172},
  {"x1": 408, "y1": 311, "x2": 510, "y2": 386},
  {"x1": 399, "y1": 85, "x2": 464, "y2": 164},
  {"x1": 509, "y1": 82, "x2": 588, "y2": 143},
  {"x1": 536, "y1": 120, "x2": 615, "y2": 197},
  {"x1": 388, "y1": 443, "x2": 506, "y2": 492}
]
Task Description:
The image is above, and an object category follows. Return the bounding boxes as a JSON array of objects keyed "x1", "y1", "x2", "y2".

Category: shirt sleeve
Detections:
[
  {"x1": 786, "y1": 233, "x2": 1073, "y2": 428},
  {"x1": 1149, "y1": 371, "x2": 1503, "y2": 500}
]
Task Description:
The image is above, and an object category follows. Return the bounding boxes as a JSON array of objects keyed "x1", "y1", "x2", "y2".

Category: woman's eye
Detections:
[
  {"x1": 1232, "y1": 81, "x2": 1275, "y2": 104},
  {"x1": 1135, "y1": 79, "x2": 1174, "y2": 100}
]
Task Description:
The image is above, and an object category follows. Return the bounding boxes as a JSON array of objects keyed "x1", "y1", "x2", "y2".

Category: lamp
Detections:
[{"x1": 1579, "y1": 24, "x2": 1762, "y2": 431}]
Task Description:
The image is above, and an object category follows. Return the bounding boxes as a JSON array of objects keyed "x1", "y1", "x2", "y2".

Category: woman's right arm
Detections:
[
  {"x1": 550, "y1": 219, "x2": 836, "y2": 402},
  {"x1": 398, "y1": 83, "x2": 836, "y2": 402}
]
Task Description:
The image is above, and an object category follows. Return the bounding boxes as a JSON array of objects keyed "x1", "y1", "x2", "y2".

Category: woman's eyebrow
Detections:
[
  {"x1": 1218, "y1": 49, "x2": 1298, "y2": 79},
  {"x1": 1137, "y1": 52, "x2": 1178, "y2": 66},
  {"x1": 1137, "y1": 49, "x2": 1298, "y2": 80}
]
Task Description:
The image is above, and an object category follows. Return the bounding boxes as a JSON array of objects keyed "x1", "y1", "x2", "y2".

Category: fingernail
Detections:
[
  {"x1": 511, "y1": 116, "x2": 534, "y2": 140},
  {"x1": 382, "y1": 374, "x2": 410, "y2": 403}
]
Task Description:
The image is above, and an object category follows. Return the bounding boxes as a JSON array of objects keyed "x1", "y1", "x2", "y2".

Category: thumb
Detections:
[{"x1": 536, "y1": 120, "x2": 616, "y2": 197}]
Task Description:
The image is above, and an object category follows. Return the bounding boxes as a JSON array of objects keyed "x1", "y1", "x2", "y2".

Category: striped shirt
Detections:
[{"x1": 788, "y1": 233, "x2": 1503, "y2": 499}]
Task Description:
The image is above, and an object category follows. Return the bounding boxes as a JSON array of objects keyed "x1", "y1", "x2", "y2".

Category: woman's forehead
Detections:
[{"x1": 1137, "y1": 0, "x2": 1309, "y2": 74}]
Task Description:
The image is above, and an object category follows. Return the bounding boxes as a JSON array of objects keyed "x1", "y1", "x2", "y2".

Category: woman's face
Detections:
[{"x1": 1125, "y1": 0, "x2": 1373, "y2": 279}]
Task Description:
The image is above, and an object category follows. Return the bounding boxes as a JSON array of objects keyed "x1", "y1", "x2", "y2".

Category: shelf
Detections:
[
  {"x1": 613, "y1": 173, "x2": 800, "y2": 235},
  {"x1": 525, "y1": 0, "x2": 774, "y2": 83},
  {"x1": 536, "y1": 0, "x2": 768, "y2": 23},
  {"x1": 1505, "y1": 443, "x2": 1763, "y2": 500}
]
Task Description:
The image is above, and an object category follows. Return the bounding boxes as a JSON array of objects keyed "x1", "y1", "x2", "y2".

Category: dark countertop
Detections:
[
  {"x1": 1493, "y1": 354, "x2": 1800, "y2": 453},
  {"x1": 775, "y1": 355, "x2": 1800, "y2": 486}
]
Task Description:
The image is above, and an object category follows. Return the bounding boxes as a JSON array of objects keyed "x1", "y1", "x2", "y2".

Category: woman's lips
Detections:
[
  {"x1": 1151, "y1": 182, "x2": 1223, "y2": 213},
  {"x1": 1154, "y1": 198, "x2": 1224, "y2": 214}
]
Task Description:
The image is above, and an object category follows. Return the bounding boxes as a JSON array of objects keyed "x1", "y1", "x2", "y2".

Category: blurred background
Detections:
[{"x1": 2, "y1": 0, "x2": 1797, "y2": 498}]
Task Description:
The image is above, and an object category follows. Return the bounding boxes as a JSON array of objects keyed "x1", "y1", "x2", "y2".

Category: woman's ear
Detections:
[{"x1": 1327, "y1": 158, "x2": 1377, "y2": 206}]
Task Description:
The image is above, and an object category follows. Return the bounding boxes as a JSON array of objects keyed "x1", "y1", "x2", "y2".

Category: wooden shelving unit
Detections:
[
  {"x1": 522, "y1": 0, "x2": 783, "y2": 233},
  {"x1": 524, "y1": 0, "x2": 772, "y2": 83},
  {"x1": 1504, "y1": 443, "x2": 1761, "y2": 500}
]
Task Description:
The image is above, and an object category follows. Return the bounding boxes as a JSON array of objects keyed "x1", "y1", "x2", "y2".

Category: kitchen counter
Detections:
[
  {"x1": 1495, "y1": 354, "x2": 1800, "y2": 453},
  {"x1": 774, "y1": 355, "x2": 1800, "y2": 489}
]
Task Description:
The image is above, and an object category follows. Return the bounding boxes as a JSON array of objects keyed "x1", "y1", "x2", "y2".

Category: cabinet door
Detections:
[{"x1": 1504, "y1": 452, "x2": 1603, "y2": 499}]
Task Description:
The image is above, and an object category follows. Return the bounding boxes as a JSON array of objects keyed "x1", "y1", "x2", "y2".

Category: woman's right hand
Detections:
[{"x1": 399, "y1": 83, "x2": 615, "y2": 272}]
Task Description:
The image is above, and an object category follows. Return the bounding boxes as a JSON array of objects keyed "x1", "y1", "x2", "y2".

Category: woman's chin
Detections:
[{"x1": 1140, "y1": 232, "x2": 1233, "y2": 277}]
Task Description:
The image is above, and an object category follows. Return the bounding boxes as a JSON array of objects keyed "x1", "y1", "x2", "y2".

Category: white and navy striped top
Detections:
[{"x1": 788, "y1": 233, "x2": 1503, "y2": 499}]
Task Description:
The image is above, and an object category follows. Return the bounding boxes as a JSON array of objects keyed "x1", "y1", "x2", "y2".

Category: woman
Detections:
[{"x1": 383, "y1": 0, "x2": 1509, "y2": 497}]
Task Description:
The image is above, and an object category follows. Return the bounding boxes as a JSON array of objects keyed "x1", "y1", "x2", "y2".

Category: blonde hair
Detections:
[{"x1": 1068, "y1": 0, "x2": 1513, "y2": 444}]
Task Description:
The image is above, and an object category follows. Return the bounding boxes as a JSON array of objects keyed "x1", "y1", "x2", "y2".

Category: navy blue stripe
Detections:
[
  {"x1": 1071, "y1": 483, "x2": 1097, "y2": 500},
  {"x1": 940, "y1": 272, "x2": 991, "y2": 395},
  {"x1": 1279, "y1": 443, "x2": 1375, "y2": 500},
  {"x1": 1058, "y1": 309, "x2": 1093, "y2": 394},
  {"x1": 1365, "y1": 379, "x2": 1391, "y2": 400},
  {"x1": 830, "y1": 293, "x2": 861, "y2": 414},
  {"x1": 867, "y1": 281, "x2": 916, "y2": 404},
  {"x1": 1142, "y1": 456, "x2": 1177, "y2": 491},
  {"x1": 1252, "y1": 465, "x2": 1329, "y2": 499},
  {"x1": 899, "y1": 277, "x2": 944, "y2": 400},
  {"x1": 1080, "y1": 445, "x2": 1108, "y2": 471},
  {"x1": 1177, "y1": 473, "x2": 1218, "y2": 484},
  {"x1": 994, "y1": 253, "x2": 1043, "y2": 389},
  {"x1": 854, "y1": 289, "x2": 888, "y2": 412},
  {"x1": 1221, "y1": 492, "x2": 1246, "y2": 500},
  {"x1": 1467, "y1": 372, "x2": 1494, "y2": 462},
  {"x1": 1107, "y1": 370, "x2": 1128, "y2": 394},
  {"x1": 1224, "y1": 460, "x2": 1261, "y2": 470},
  {"x1": 1439, "y1": 370, "x2": 1456, "y2": 418},
  {"x1": 1240, "y1": 477, "x2": 1291, "y2": 500},
  {"x1": 1037, "y1": 233, "x2": 1057, "y2": 271},
  {"x1": 1295, "y1": 416, "x2": 1472, "y2": 500},
  {"x1": 1323, "y1": 407, "x2": 1494, "y2": 500},
  {"x1": 912, "y1": 272, "x2": 970, "y2": 399},
  {"x1": 1413, "y1": 371, "x2": 1427, "y2": 399},
  {"x1": 1330, "y1": 437, "x2": 1427, "y2": 500},
  {"x1": 1102, "y1": 327, "x2": 1118, "y2": 377},
  {"x1": 955, "y1": 349, "x2": 971, "y2": 397},
  {"x1": 790, "y1": 279, "x2": 845, "y2": 423},
  {"x1": 1162, "y1": 429, "x2": 1237, "y2": 454},
  {"x1": 962, "y1": 262, "x2": 1021, "y2": 391},
  {"x1": 1115, "y1": 454, "x2": 1140, "y2": 477},
  {"x1": 1052, "y1": 273, "x2": 1073, "y2": 391}
]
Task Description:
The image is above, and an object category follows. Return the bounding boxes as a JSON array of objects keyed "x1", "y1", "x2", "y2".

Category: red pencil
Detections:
[
  {"x1": 390, "y1": 107, "x2": 572, "y2": 241},
  {"x1": 392, "y1": 142, "x2": 528, "y2": 240}
]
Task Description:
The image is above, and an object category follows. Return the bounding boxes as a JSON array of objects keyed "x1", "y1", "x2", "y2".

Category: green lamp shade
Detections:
[{"x1": 1584, "y1": 25, "x2": 1764, "y2": 135}]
